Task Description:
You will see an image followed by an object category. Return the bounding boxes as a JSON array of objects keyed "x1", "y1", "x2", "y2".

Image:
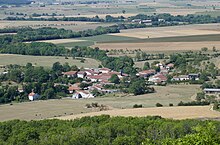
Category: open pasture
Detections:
[
  {"x1": 58, "y1": 106, "x2": 220, "y2": 120},
  {"x1": 0, "y1": 54, "x2": 101, "y2": 68},
  {"x1": 0, "y1": 84, "x2": 200, "y2": 121}
]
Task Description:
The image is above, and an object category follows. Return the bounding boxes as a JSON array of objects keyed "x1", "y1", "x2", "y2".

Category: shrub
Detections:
[
  {"x1": 169, "y1": 103, "x2": 174, "y2": 107},
  {"x1": 133, "y1": 104, "x2": 143, "y2": 108},
  {"x1": 156, "y1": 103, "x2": 163, "y2": 107}
]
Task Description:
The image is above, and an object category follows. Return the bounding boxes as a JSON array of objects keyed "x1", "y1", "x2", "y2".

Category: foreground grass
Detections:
[{"x1": 0, "y1": 85, "x2": 200, "y2": 121}]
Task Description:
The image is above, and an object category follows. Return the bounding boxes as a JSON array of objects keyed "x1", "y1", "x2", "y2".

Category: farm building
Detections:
[
  {"x1": 136, "y1": 69, "x2": 156, "y2": 78},
  {"x1": 149, "y1": 73, "x2": 167, "y2": 84},
  {"x1": 204, "y1": 88, "x2": 220, "y2": 94},
  {"x1": 28, "y1": 92, "x2": 40, "y2": 101},
  {"x1": 72, "y1": 90, "x2": 94, "y2": 99}
]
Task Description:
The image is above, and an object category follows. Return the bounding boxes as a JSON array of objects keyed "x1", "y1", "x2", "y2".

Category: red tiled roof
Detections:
[
  {"x1": 139, "y1": 69, "x2": 156, "y2": 75},
  {"x1": 28, "y1": 92, "x2": 35, "y2": 96},
  {"x1": 63, "y1": 71, "x2": 77, "y2": 75}
]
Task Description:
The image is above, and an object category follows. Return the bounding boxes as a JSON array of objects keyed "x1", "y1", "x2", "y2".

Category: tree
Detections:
[
  {"x1": 196, "y1": 92, "x2": 205, "y2": 101},
  {"x1": 143, "y1": 62, "x2": 150, "y2": 70},
  {"x1": 44, "y1": 88, "x2": 55, "y2": 99},
  {"x1": 109, "y1": 74, "x2": 120, "y2": 84},
  {"x1": 201, "y1": 47, "x2": 208, "y2": 51},
  {"x1": 122, "y1": 10, "x2": 126, "y2": 14}
]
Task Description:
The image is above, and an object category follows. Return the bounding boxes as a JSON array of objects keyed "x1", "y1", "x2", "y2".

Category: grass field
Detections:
[
  {"x1": 0, "y1": 54, "x2": 101, "y2": 68},
  {"x1": 0, "y1": 20, "x2": 114, "y2": 31},
  {"x1": 50, "y1": 35, "x2": 140, "y2": 47},
  {"x1": 58, "y1": 106, "x2": 220, "y2": 120},
  {"x1": 0, "y1": 84, "x2": 200, "y2": 121},
  {"x1": 57, "y1": 40, "x2": 95, "y2": 47}
]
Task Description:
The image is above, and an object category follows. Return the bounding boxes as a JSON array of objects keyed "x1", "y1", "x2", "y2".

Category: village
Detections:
[{"x1": 25, "y1": 61, "x2": 212, "y2": 101}]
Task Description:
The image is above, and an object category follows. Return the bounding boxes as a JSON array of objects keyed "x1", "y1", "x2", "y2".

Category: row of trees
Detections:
[
  {"x1": 0, "y1": 115, "x2": 219, "y2": 144},
  {"x1": 4, "y1": 15, "x2": 126, "y2": 23},
  {"x1": 0, "y1": 42, "x2": 66, "y2": 56},
  {"x1": 0, "y1": 26, "x2": 120, "y2": 43},
  {"x1": 129, "y1": 13, "x2": 220, "y2": 24}
]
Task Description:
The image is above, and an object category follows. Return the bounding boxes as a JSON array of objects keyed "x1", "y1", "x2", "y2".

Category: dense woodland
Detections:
[{"x1": 0, "y1": 115, "x2": 220, "y2": 144}]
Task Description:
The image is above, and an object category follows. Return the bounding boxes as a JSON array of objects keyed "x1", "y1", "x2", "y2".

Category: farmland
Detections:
[
  {"x1": 109, "y1": 24, "x2": 220, "y2": 39},
  {"x1": 91, "y1": 23, "x2": 220, "y2": 52},
  {"x1": 0, "y1": 84, "x2": 200, "y2": 121},
  {"x1": 0, "y1": 20, "x2": 114, "y2": 31},
  {"x1": 0, "y1": 54, "x2": 101, "y2": 68}
]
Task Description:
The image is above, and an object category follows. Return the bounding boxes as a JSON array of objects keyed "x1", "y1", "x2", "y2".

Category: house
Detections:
[
  {"x1": 166, "y1": 63, "x2": 174, "y2": 70},
  {"x1": 85, "y1": 69, "x2": 99, "y2": 76},
  {"x1": 136, "y1": 69, "x2": 156, "y2": 78},
  {"x1": 158, "y1": 19, "x2": 165, "y2": 22},
  {"x1": 172, "y1": 75, "x2": 189, "y2": 81},
  {"x1": 72, "y1": 90, "x2": 94, "y2": 99},
  {"x1": 77, "y1": 71, "x2": 86, "y2": 78},
  {"x1": 188, "y1": 73, "x2": 200, "y2": 80},
  {"x1": 62, "y1": 71, "x2": 78, "y2": 78},
  {"x1": 28, "y1": 92, "x2": 40, "y2": 101},
  {"x1": 131, "y1": 19, "x2": 141, "y2": 23},
  {"x1": 204, "y1": 88, "x2": 220, "y2": 94},
  {"x1": 149, "y1": 73, "x2": 167, "y2": 84},
  {"x1": 139, "y1": 20, "x2": 152, "y2": 25},
  {"x1": 99, "y1": 68, "x2": 111, "y2": 74},
  {"x1": 160, "y1": 68, "x2": 169, "y2": 75}
]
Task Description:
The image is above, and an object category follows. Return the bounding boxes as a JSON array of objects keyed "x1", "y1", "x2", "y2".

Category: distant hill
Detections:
[{"x1": 0, "y1": 0, "x2": 31, "y2": 5}]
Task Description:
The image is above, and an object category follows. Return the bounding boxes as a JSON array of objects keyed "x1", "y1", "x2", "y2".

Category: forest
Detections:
[{"x1": 0, "y1": 115, "x2": 219, "y2": 144}]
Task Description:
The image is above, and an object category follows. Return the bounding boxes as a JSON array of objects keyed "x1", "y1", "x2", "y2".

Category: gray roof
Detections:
[{"x1": 204, "y1": 88, "x2": 220, "y2": 92}]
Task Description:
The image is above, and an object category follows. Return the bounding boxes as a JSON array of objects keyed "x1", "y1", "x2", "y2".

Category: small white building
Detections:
[
  {"x1": 28, "y1": 92, "x2": 39, "y2": 101},
  {"x1": 72, "y1": 91, "x2": 94, "y2": 99}
]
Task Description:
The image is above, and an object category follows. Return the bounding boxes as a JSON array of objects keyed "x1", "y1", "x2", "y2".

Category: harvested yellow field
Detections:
[
  {"x1": 109, "y1": 24, "x2": 220, "y2": 39},
  {"x1": 58, "y1": 106, "x2": 220, "y2": 120},
  {"x1": 95, "y1": 41, "x2": 220, "y2": 52},
  {"x1": 37, "y1": 39, "x2": 85, "y2": 44}
]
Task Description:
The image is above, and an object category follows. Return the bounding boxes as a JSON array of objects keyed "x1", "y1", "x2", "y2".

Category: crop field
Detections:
[
  {"x1": 0, "y1": 54, "x2": 101, "y2": 68},
  {"x1": 58, "y1": 106, "x2": 220, "y2": 120},
  {"x1": 37, "y1": 38, "x2": 86, "y2": 44},
  {"x1": 50, "y1": 35, "x2": 140, "y2": 47},
  {"x1": 0, "y1": 20, "x2": 114, "y2": 31},
  {"x1": 94, "y1": 41, "x2": 220, "y2": 52},
  {"x1": 92, "y1": 24, "x2": 220, "y2": 52},
  {"x1": 109, "y1": 24, "x2": 220, "y2": 39},
  {"x1": 0, "y1": 84, "x2": 200, "y2": 121}
]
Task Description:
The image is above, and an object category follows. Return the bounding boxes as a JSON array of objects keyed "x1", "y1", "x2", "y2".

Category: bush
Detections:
[
  {"x1": 169, "y1": 103, "x2": 174, "y2": 107},
  {"x1": 177, "y1": 101, "x2": 210, "y2": 106},
  {"x1": 133, "y1": 104, "x2": 143, "y2": 108},
  {"x1": 156, "y1": 103, "x2": 163, "y2": 107}
]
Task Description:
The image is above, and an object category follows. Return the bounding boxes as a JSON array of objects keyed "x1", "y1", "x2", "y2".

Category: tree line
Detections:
[
  {"x1": 0, "y1": 115, "x2": 219, "y2": 144},
  {"x1": 0, "y1": 26, "x2": 120, "y2": 42}
]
